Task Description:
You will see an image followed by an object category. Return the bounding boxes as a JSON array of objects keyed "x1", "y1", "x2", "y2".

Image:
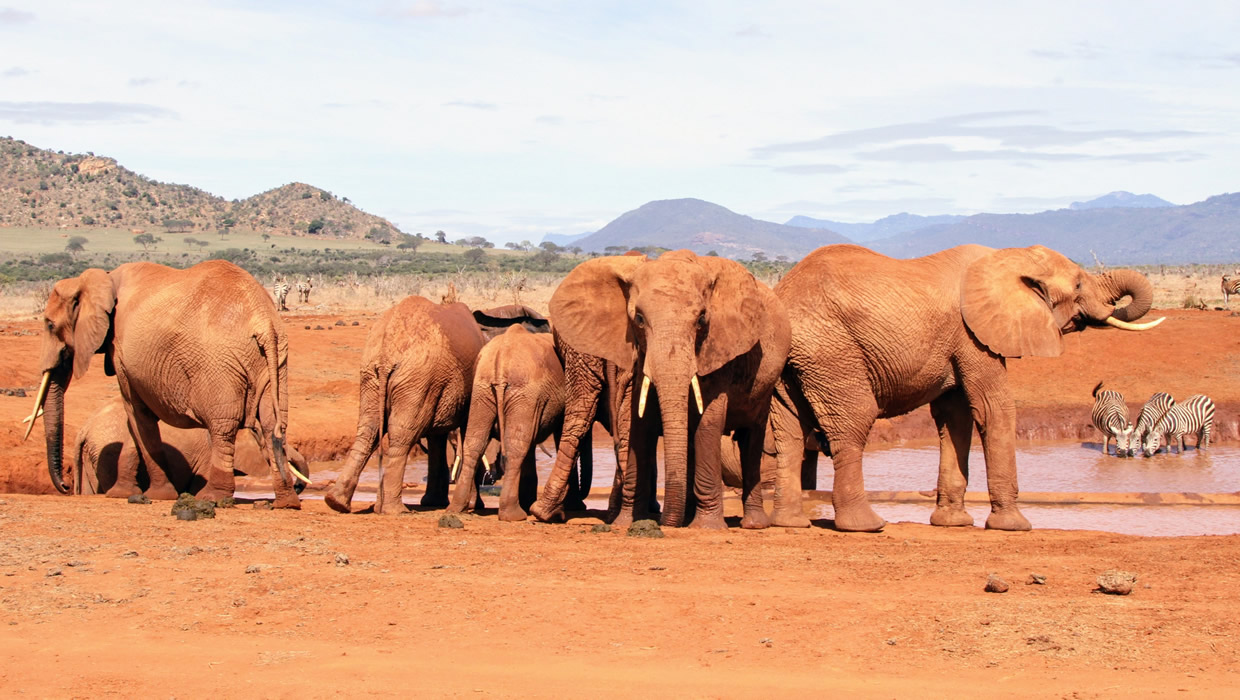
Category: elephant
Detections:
[
  {"x1": 25, "y1": 260, "x2": 304, "y2": 508},
  {"x1": 536, "y1": 250, "x2": 792, "y2": 529},
  {"x1": 323, "y1": 296, "x2": 537, "y2": 515},
  {"x1": 73, "y1": 398, "x2": 311, "y2": 497},
  {"x1": 768, "y1": 243, "x2": 1163, "y2": 532},
  {"x1": 447, "y1": 324, "x2": 565, "y2": 521}
]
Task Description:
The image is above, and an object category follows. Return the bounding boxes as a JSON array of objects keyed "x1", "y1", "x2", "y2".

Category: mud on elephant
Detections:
[
  {"x1": 536, "y1": 250, "x2": 792, "y2": 529},
  {"x1": 73, "y1": 398, "x2": 311, "y2": 497},
  {"x1": 770, "y1": 244, "x2": 1163, "y2": 532},
  {"x1": 25, "y1": 260, "x2": 305, "y2": 507}
]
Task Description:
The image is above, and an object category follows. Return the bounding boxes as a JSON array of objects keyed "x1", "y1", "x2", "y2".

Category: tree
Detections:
[
  {"x1": 163, "y1": 218, "x2": 193, "y2": 233},
  {"x1": 80, "y1": 215, "x2": 95, "y2": 226},
  {"x1": 519, "y1": 240, "x2": 533, "y2": 251},
  {"x1": 504, "y1": 242, "x2": 522, "y2": 250},
  {"x1": 396, "y1": 235, "x2": 423, "y2": 252},
  {"x1": 435, "y1": 230, "x2": 447, "y2": 244},
  {"x1": 604, "y1": 246, "x2": 627, "y2": 255},
  {"x1": 134, "y1": 232, "x2": 162, "y2": 251},
  {"x1": 462, "y1": 248, "x2": 486, "y2": 265},
  {"x1": 539, "y1": 241, "x2": 563, "y2": 253},
  {"x1": 65, "y1": 236, "x2": 88, "y2": 258},
  {"x1": 184, "y1": 236, "x2": 201, "y2": 248},
  {"x1": 307, "y1": 219, "x2": 325, "y2": 235},
  {"x1": 750, "y1": 251, "x2": 767, "y2": 263}
]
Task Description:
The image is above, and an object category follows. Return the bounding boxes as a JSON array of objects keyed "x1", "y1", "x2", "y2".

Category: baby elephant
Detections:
[
  {"x1": 448, "y1": 325, "x2": 565, "y2": 521},
  {"x1": 1090, "y1": 382, "x2": 1133, "y2": 457},
  {"x1": 1141, "y1": 394, "x2": 1215, "y2": 456},
  {"x1": 74, "y1": 399, "x2": 311, "y2": 497}
]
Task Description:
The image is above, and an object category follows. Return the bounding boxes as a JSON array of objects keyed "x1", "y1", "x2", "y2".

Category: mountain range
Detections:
[{"x1": 558, "y1": 191, "x2": 1240, "y2": 265}]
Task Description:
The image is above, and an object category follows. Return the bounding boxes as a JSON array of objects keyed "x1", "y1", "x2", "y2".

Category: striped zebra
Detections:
[
  {"x1": 1132, "y1": 392, "x2": 1175, "y2": 456},
  {"x1": 1223, "y1": 275, "x2": 1240, "y2": 307},
  {"x1": 1141, "y1": 394, "x2": 1215, "y2": 456},
  {"x1": 296, "y1": 277, "x2": 313, "y2": 304},
  {"x1": 1090, "y1": 381, "x2": 1133, "y2": 456},
  {"x1": 272, "y1": 275, "x2": 291, "y2": 311}
]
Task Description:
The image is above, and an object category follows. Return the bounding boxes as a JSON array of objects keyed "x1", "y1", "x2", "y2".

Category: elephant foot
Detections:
[
  {"x1": 375, "y1": 498, "x2": 409, "y2": 515},
  {"x1": 610, "y1": 510, "x2": 634, "y2": 529},
  {"x1": 419, "y1": 493, "x2": 449, "y2": 509},
  {"x1": 323, "y1": 489, "x2": 353, "y2": 514},
  {"x1": 740, "y1": 508, "x2": 771, "y2": 530},
  {"x1": 498, "y1": 504, "x2": 529, "y2": 522},
  {"x1": 144, "y1": 483, "x2": 181, "y2": 501},
  {"x1": 688, "y1": 510, "x2": 728, "y2": 530},
  {"x1": 528, "y1": 499, "x2": 565, "y2": 523},
  {"x1": 105, "y1": 484, "x2": 141, "y2": 499},
  {"x1": 984, "y1": 506, "x2": 1032, "y2": 531},
  {"x1": 272, "y1": 492, "x2": 301, "y2": 510},
  {"x1": 930, "y1": 506, "x2": 974, "y2": 528},
  {"x1": 832, "y1": 503, "x2": 886, "y2": 533},
  {"x1": 770, "y1": 509, "x2": 811, "y2": 528},
  {"x1": 445, "y1": 501, "x2": 473, "y2": 515}
]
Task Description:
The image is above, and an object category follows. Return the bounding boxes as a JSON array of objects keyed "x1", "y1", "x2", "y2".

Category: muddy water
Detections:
[{"x1": 279, "y1": 441, "x2": 1240, "y2": 536}]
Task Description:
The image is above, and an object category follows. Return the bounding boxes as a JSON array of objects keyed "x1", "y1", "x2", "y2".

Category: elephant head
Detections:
[
  {"x1": 26, "y1": 268, "x2": 116, "y2": 494},
  {"x1": 549, "y1": 250, "x2": 764, "y2": 525},
  {"x1": 960, "y1": 245, "x2": 1162, "y2": 358}
]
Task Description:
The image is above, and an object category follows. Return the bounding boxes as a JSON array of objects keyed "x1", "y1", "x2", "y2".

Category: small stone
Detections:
[
  {"x1": 985, "y1": 574, "x2": 1009, "y2": 593},
  {"x1": 590, "y1": 523, "x2": 612, "y2": 533},
  {"x1": 1027, "y1": 573, "x2": 1047, "y2": 585},
  {"x1": 170, "y1": 493, "x2": 215, "y2": 520},
  {"x1": 304, "y1": 325, "x2": 311, "y2": 330},
  {"x1": 351, "y1": 321, "x2": 359, "y2": 326},
  {"x1": 215, "y1": 496, "x2": 236, "y2": 509},
  {"x1": 245, "y1": 564, "x2": 266, "y2": 574},
  {"x1": 232, "y1": 598, "x2": 247, "y2": 607},
  {"x1": 65, "y1": 560, "x2": 88, "y2": 567},
  {"x1": 335, "y1": 552, "x2": 350, "y2": 567},
  {"x1": 46, "y1": 567, "x2": 63, "y2": 577},
  {"x1": 1096, "y1": 569, "x2": 1138, "y2": 595},
  {"x1": 627, "y1": 519, "x2": 664, "y2": 539},
  {"x1": 314, "y1": 325, "x2": 325, "y2": 330},
  {"x1": 175, "y1": 509, "x2": 198, "y2": 521},
  {"x1": 253, "y1": 500, "x2": 273, "y2": 510},
  {"x1": 438, "y1": 514, "x2": 464, "y2": 529},
  {"x1": 121, "y1": 550, "x2": 139, "y2": 558},
  {"x1": 127, "y1": 494, "x2": 151, "y2": 504},
  {"x1": 334, "y1": 319, "x2": 346, "y2": 326}
]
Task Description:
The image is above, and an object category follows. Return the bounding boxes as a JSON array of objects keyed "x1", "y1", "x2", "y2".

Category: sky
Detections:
[{"x1": 1, "y1": 1, "x2": 1238, "y2": 244}]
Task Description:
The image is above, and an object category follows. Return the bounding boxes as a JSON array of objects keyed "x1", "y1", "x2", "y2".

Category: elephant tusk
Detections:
[
  {"x1": 690, "y1": 375, "x2": 704, "y2": 415},
  {"x1": 482, "y1": 454, "x2": 490, "y2": 471},
  {"x1": 637, "y1": 375, "x2": 651, "y2": 419},
  {"x1": 449, "y1": 453, "x2": 462, "y2": 482},
  {"x1": 22, "y1": 371, "x2": 51, "y2": 441},
  {"x1": 1106, "y1": 316, "x2": 1165, "y2": 331},
  {"x1": 288, "y1": 463, "x2": 312, "y2": 485},
  {"x1": 21, "y1": 407, "x2": 45, "y2": 424}
]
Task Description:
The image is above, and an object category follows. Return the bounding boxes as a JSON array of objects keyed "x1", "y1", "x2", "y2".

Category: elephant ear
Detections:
[
  {"x1": 960, "y1": 246, "x2": 1065, "y2": 358},
  {"x1": 697, "y1": 257, "x2": 763, "y2": 375},
  {"x1": 62, "y1": 268, "x2": 116, "y2": 379},
  {"x1": 549, "y1": 255, "x2": 646, "y2": 367}
]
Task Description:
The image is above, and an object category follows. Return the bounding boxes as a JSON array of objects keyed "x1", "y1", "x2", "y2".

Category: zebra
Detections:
[
  {"x1": 1223, "y1": 275, "x2": 1240, "y2": 307},
  {"x1": 272, "y1": 275, "x2": 291, "y2": 312},
  {"x1": 1141, "y1": 394, "x2": 1215, "y2": 456},
  {"x1": 1132, "y1": 392, "x2": 1175, "y2": 456},
  {"x1": 1090, "y1": 381, "x2": 1133, "y2": 456},
  {"x1": 296, "y1": 276, "x2": 313, "y2": 304}
]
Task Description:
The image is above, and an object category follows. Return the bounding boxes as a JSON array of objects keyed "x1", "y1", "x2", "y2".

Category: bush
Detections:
[
  {"x1": 307, "y1": 219, "x2": 325, "y2": 235},
  {"x1": 80, "y1": 215, "x2": 95, "y2": 225}
]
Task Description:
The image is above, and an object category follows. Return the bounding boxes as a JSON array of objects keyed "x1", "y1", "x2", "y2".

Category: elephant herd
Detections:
[{"x1": 24, "y1": 243, "x2": 1164, "y2": 531}]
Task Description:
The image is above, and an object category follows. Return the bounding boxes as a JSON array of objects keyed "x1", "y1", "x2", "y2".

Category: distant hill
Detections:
[
  {"x1": 867, "y1": 193, "x2": 1240, "y2": 265},
  {"x1": 541, "y1": 230, "x2": 592, "y2": 248},
  {"x1": 0, "y1": 136, "x2": 400, "y2": 240},
  {"x1": 573, "y1": 198, "x2": 849, "y2": 259},
  {"x1": 1069, "y1": 191, "x2": 1175, "y2": 210},
  {"x1": 785, "y1": 212, "x2": 967, "y2": 242}
]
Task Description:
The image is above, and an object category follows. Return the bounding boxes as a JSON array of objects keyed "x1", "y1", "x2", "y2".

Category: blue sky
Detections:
[{"x1": 1, "y1": 1, "x2": 1238, "y2": 244}]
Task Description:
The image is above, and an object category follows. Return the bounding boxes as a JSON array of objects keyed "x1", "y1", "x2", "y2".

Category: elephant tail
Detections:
[
  {"x1": 258, "y1": 328, "x2": 293, "y2": 486},
  {"x1": 494, "y1": 383, "x2": 507, "y2": 448}
]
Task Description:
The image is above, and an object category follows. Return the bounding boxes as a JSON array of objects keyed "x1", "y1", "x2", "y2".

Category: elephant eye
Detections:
[
  {"x1": 634, "y1": 311, "x2": 645, "y2": 328},
  {"x1": 696, "y1": 311, "x2": 707, "y2": 329},
  {"x1": 45, "y1": 319, "x2": 54, "y2": 332}
]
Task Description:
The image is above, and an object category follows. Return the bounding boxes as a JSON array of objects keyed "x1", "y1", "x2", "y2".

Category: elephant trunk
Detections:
[
  {"x1": 43, "y1": 367, "x2": 70, "y2": 495},
  {"x1": 1088, "y1": 269, "x2": 1154, "y2": 323},
  {"x1": 644, "y1": 339, "x2": 697, "y2": 527}
]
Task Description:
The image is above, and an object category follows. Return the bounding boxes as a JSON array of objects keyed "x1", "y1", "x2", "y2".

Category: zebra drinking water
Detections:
[
  {"x1": 1090, "y1": 381, "x2": 1133, "y2": 456},
  {"x1": 1132, "y1": 392, "x2": 1175, "y2": 457},
  {"x1": 272, "y1": 275, "x2": 291, "y2": 311},
  {"x1": 1141, "y1": 394, "x2": 1215, "y2": 456}
]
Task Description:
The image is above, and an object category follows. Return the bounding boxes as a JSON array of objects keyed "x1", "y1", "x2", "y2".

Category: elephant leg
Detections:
[
  {"x1": 739, "y1": 426, "x2": 771, "y2": 530},
  {"x1": 125, "y1": 401, "x2": 180, "y2": 501},
  {"x1": 529, "y1": 355, "x2": 603, "y2": 522},
  {"x1": 420, "y1": 433, "x2": 451, "y2": 509},
  {"x1": 768, "y1": 383, "x2": 810, "y2": 527},
  {"x1": 447, "y1": 399, "x2": 497, "y2": 514},
  {"x1": 614, "y1": 422, "x2": 655, "y2": 528},
  {"x1": 574, "y1": 426, "x2": 594, "y2": 507},
  {"x1": 325, "y1": 374, "x2": 384, "y2": 513},
  {"x1": 376, "y1": 433, "x2": 415, "y2": 515},
  {"x1": 961, "y1": 377, "x2": 1030, "y2": 531},
  {"x1": 197, "y1": 419, "x2": 242, "y2": 504},
  {"x1": 105, "y1": 440, "x2": 142, "y2": 499},
  {"x1": 928, "y1": 389, "x2": 974, "y2": 527},
  {"x1": 519, "y1": 450, "x2": 539, "y2": 514},
  {"x1": 252, "y1": 425, "x2": 300, "y2": 510},
  {"x1": 688, "y1": 398, "x2": 728, "y2": 530}
]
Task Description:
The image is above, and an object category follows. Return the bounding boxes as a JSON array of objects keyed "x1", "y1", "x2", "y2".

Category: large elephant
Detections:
[
  {"x1": 25, "y1": 260, "x2": 303, "y2": 507},
  {"x1": 770, "y1": 244, "x2": 1162, "y2": 532},
  {"x1": 323, "y1": 297, "x2": 535, "y2": 514},
  {"x1": 447, "y1": 324, "x2": 565, "y2": 521},
  {"x1": 538, "y1": 250, "x2": 792, "y2": 529},
  {"x1": 73, "y1": 398, "x2": 311, "y2": 496}
]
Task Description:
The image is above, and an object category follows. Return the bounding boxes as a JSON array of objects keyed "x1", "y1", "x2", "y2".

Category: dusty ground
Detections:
[{"x1": 2, "y1": 290, "x2": 1240, "y2": 695}]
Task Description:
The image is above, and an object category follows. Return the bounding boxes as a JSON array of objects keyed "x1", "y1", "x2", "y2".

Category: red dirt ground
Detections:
[{"x1": 1, "y1": 307, "x2": 1239, "y2": 696}]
